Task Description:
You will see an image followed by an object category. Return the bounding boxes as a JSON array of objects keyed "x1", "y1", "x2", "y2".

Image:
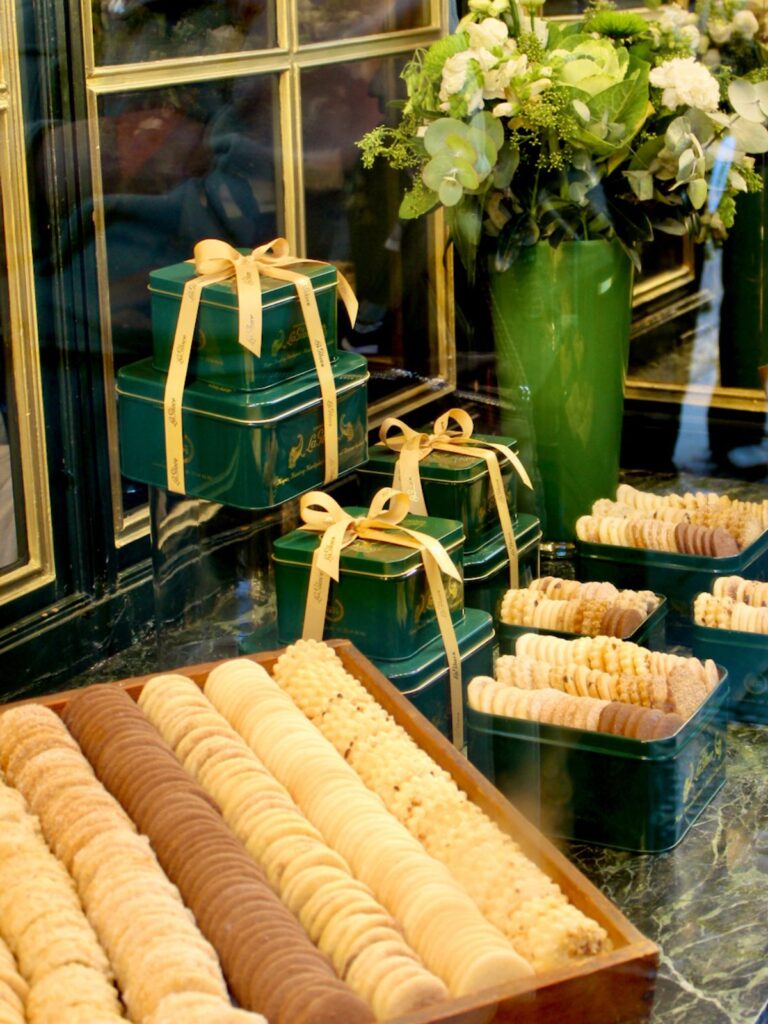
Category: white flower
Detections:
[
  {"x1": 466, "y1": 17, "x2": 510, "y2": 51},
  {"x1": 650, "y1": 56, "x2": 721, "y2": 112},
  {"x1": 680, "y1": 24, "x2": 701, "y2": 49},
  {"x1": 733, "y1": 9, "x2": 760, "y2": 36},
  {"x1": 469, "y1": 0, "x2": 510, "y2": 14},
  {"x1": 439, "y1": 51, "x2": 473, "y2": 98},
  {"x1": 708, "y1": 18, "x2": 733, "y2": 43},
  {"x1": 492, "y1": 100, "x2": 517, "y2": 117},
  {"x1": 483, "y1": 54, "x2": 529, "y2": 98}
]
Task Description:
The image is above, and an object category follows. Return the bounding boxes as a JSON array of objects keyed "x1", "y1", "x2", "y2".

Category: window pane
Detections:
[
  {"x1": 92, "y1": 0, "x2": 276, "y2": 66},
  {"x1": 94, "y1": 75, "x2": 280, "y2": 509},
  {"x1": 0, "y1": 181, "x2": 25, "y2": 572},
  {"x1": 298, "y1": 0, "x2": 430, "y2": 44},
  {"x1": 301, "y1": 57, "x2": 441, "y2": 405}
]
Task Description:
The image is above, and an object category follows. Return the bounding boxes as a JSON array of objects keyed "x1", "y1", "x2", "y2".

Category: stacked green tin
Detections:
[{"x1": 464, "y1": 514, "x2": 542, "y2": 624}]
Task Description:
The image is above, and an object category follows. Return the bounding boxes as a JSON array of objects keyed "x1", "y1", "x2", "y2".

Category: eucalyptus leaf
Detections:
[
  {"x1": 423, "y1": 154, "x2": 457, "y2": 190},
  {"x1": 730, "y1": 119, "x2": 768, "y2": 153},
  {"x1": 688, "y1": 178, "x2": 708, "y2": 210},
  {"x1": 729, "y1": 169, "x2": 748, "y2": 191},
  {"x1": 677, "y1": 147, "x2": 696, "y2": 181},
  {"x1": 492, "y1": 143, "x2": 519, "y2": 188},
  {"x1": 729, "y1": 79, "x2": 764, "y2": 123},
  {"x1": 470, "y1": 110, "x2": 504, "y2": 151},
  {"x1": 399, "y1": 187, "x2": 439, "y2": 219},
  {"x1": 655, "y1": 218, "x2": 688, "y2": 235},
  {"x1": 443, "y1": 133, "x2": 477, "y2": 162},
  {"x1": 424, "y1": 118, "x2": 470, "y2": 155},
  {"x1": 624, "y1": 169, "x2": 654, "y2": 201}
]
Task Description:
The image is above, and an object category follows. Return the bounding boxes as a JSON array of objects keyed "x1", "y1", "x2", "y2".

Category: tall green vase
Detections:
[{"x1": 489, "y1": 239, "x2": 632, "y2": 542}]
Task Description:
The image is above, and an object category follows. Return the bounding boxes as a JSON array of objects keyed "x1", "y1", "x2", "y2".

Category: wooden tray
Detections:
[{"x1": 3, "y1": 639, "x2": 659, "y2": 1024}]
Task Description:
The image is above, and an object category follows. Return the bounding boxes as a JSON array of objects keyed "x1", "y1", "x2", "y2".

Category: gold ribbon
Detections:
[
  {"x1": 379, "y1": 408, "x2": 532, "y2": 589},
  {"x1": 300, "y1": 488, "x2": 465, "y2": 748},
  {"x1": 163, "y1": 237, "x2": 358, "y2": 494}
]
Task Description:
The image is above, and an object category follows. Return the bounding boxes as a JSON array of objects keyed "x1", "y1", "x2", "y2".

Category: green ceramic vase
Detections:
[{"x1": 489, "y1": 239, "x2": 632, "y2": 542}]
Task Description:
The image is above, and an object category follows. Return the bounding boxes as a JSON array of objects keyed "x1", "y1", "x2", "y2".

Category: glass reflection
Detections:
[
  {"x1": 298, "y1": 0, "x2": 429, "y2": 44},
  {"x1": 301, "y1": 57, "x2": 438, "y2": 403},
  {"x1": 93, "y1": 0, "x2": 274, "y2": 66},
  {"x1": 94, "y1": 75, "x2": 279, "y2": 508},
  {"x1": 0, "y1": 186, "x2": 23, "y2": 571}
]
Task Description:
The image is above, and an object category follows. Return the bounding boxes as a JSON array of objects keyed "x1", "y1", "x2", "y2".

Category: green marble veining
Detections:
[{"x1": 568, "y1": 724, "x2": 768, "y2": 1024}]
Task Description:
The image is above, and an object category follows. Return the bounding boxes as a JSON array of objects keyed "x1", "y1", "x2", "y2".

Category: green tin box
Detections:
[
  {"x1": 272, "y1": 509, "x2": 465, "y2": 661},
  {"x1": 497, "y1": 594, "x2": 668, "y2": 655},
  {"x1": 150, "y1": 257, "x2": 338, "y2": 390},
  {"x1": 116, "y1": 352, "x2": 368, "y2": 510},
  {"x1": 466, "y1": 670, "x2": 728, "y2": 853},
  {"x1": 464, "y1": 514, "x2": 542, "y2": 626},
  {"x1": 691, "y1": 621, "x2": 768, "y2": 724},
  {"x1": 358, "y1": 432, "x2": 519, "y2": 555},
  {"x1": 371, "y1": 608, "x2": 494, "y2": 740}
]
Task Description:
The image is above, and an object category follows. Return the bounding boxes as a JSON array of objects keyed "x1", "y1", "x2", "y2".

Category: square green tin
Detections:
[
  {"x1": 150, "y1": 257, "x2": 338, "y2": 390},
  {"x1": 691, "y1": 621, "x2": 768, "y2": 723},
  {"x1": 464, "y1": 514, "x2": 542, "y2": 626},
  {"x1": 497, "y1": 594, "x2": 668, "y2": 655},
  {"x1": 357, "y1": 432, "x2": 519, "y2": 555},
  {"x1": 371, "y1": 608, "x2": 494, "y2": 740},
  {"x1": 466, "y1": 669, "x2": 728, "y2": 853},
  {"x1": 273, "y1": 509, "x2": 465, "y2": 661},
  {"x1": 116, "y1": 352, "x2": 368, "y2": 510}
]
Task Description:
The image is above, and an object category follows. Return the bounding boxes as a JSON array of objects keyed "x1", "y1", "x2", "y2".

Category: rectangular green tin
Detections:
[
  {"x1": 116, "y1": 352, "x2": 368, "y2": 510},
  {"x1": 464, "y1": 514, "x2": 542, "y2": 626},
  {"x1": 467, "y1": 670, "x2": 728, "y2": 853},
  {"x1": 372, "y1": 608, "x2": 494, "y2": 741},
  {"x1": 497, "y1": 594, "x2": 668, "y2": 655},
  {"x1": 150, "y1": 257, "x2": 338, "y2": 390},
  {"x1": 691, "y1": 621, "x2": 768, "y2": 724},
  {"x1": 358, "y1": 432, "x2": 519, "y2": 554},
  {"x1": 273, "y1": 509, "x2": 465, "y2": 661},
  {"x1": 577, "y1": 530, "x2": 768, "y2": 640}
]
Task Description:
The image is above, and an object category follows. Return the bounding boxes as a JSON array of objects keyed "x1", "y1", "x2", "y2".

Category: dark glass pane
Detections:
[
  {"x1": 93, "y1": 0, "x2": 276, "y2": 66},
  {"x1": 301, "y1": 57, "x2": 440, "y2": 405},
  {"x1": 94, "y1": 75, "x2": 279, "y2": 506},
  {"x1": 0, "y1": 181, "x2": 26, "y2": 571},
  {"x1": 298, "y1": 0, "x2": 430, "y2": 44}
]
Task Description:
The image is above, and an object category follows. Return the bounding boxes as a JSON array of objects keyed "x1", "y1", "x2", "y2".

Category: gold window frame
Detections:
[
  {"x1": 0, "y1": 2, "x2": 55, "y2": 606},
  {"x1": 82, "y1": 0, "x2": 456, "y2": 548}
]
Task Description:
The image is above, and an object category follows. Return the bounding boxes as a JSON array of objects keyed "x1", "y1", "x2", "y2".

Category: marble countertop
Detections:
[{"x1": 568, "y1": 722, "x2": 768, "y2": 1024}]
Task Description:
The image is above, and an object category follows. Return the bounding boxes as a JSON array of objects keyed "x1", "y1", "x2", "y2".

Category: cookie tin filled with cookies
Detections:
[
  {"x1": 497, "y1": 577, "x2": 667, "y2": 654},
  {"x1": 576, "y1": 484, "x2": 768, "y2": 628},
  {"x1": 691, "y1": 576, "x2": 768, "y2": 723},
  {"x1": 464, "y1": 514, "x2": 542, "y2": 625},
  {"x1": 465, "y1": 634, "x2": 728, "y2": 852}
]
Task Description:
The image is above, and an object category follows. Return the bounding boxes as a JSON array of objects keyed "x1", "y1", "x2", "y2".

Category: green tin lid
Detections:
[
  {"x1": 148, "y1": 254, "x2": 337, "y2": 309},
  {"x1": 464, "y1": 514, "x2": 541, "y2": 578},
  {"x1": 116, "y1": 351, "x2": 367, "y2": 424},
  {"x1": 361, "y1": 431, "x2": 519, "y2": 483},
  {"x1": 374, "y1": 608, "x2": 494, "y2": 686},
  {"x1": 272, "y1": 506, "x2": 464, "y2": 577}
]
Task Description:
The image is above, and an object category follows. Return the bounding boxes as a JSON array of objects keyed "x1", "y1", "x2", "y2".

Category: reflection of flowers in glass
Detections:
[{"x1": 649, "y1": 56, "x2": 721, "y2": 111}]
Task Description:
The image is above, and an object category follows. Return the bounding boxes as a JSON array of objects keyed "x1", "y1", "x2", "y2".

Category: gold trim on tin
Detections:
[{"x1": 0, "y1": 2, "x2": 55, "y2": 603}]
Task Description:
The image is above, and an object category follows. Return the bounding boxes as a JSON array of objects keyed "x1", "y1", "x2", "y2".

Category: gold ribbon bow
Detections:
[
  {"x1": 300, "y1": 488, "x2": 465, "y2": 748},
  {"x1": 163, "y1": 237, "x2": 358, "y2": 495},
  {"x1": 379, "y1": 408, "x2": 532, "y2": 589}
]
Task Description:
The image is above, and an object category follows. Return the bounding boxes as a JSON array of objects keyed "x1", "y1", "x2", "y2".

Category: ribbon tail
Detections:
[
  {"x1": 302, "y1": 546, "x2": 332, "y2": 641},
  {"x1": 490, "y1": 441, "x2": 532, "y2": 491},
  {"x1": 484, "y1": 454, "x2": 519, "y2": 589},
  {"x1": 235, "y1": 258, "x2": 263, "y2": 357},
  {"x1": 396, "y1": 446, "x2": 428, "y2": 516},
  {"x1": 163, "y1": 276, "x2": 205, "y2": 494},
  {"x1": 422, "y1": 550, "x2": 464, "y2": 749}
]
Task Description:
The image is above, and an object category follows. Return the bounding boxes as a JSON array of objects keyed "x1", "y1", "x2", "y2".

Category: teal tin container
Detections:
[
  {"x1": 577, "y1": 531, "x2": 768, "y2": 637},
  {"x1": 466, "y1": 670, "x2": 729, "y2": 853},
  {"x1": 464, "y1": 514, "x2": 542, "y2": 626},
  {"x1": 691, "y1": 622, "x2": 768, "y2": 724},
  {"x1": 150, "y1": 257, "x2": 338, "y2": 390},
  {"x1": 372, "y1": 608, "x2": 494, "y2": 740},
  {"x1": 116, "y1": 352, "x2": 368, "y2": 510},
  {"x1": 273, "y1": 510, "x2": 465, "y2": 661},
  {"x1": 358, "y1": 432, "x2": 519, "y2": 555},
  {"x1": 497, "y1": 594, "x2": 667, "y2": 655}
]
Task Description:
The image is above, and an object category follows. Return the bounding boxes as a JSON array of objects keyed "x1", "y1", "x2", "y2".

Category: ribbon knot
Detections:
[
  {"x1": 379, "y1": 408, "x2": 532, "y2": 588},
  {"x1": 299, "y1": 487, "x2": 464, "y2": 747}
]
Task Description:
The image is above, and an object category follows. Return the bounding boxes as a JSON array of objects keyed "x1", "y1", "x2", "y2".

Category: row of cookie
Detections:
[
  {"x1": 527, "y1": 577, "x2": 660, "y2": 613},
  {"x1": 616, "y1": 483, "x2": 768, "y2": 520},
  {"x1": 694, "y1": 593, "x2": 768, "y2": 634},
  {"x1": 138, "y1": 672, "x2": 450, "y2": 1021},
  {"x1": 0, "y1": 773, "x2": 124, "y2": 1024},
  {"x1": 0, "y1": 705, "x2": 259, "y2": 1024},
  {"x1": 500, "y1": 591, "x2": 646, "y2": 639},
  {"x1": 713, "y1": 576, "x2": 768, "y2": 608},
  {"x1": 203, "y1": 658, "x2": 532, "y2": 996},
  {"x1": 576, "y1": 513, "x2": 741, "y2": 558},
  {"x1": 467, "y1": 677, "x2": 684, "y2": 740},
  {"x1": 0, "y1": 937, "x2": 25, "y2": 1024},
  {"x1": 593, "y1": 498, "x2": 763, "y2": 550},
  {"x1": 60, "y1": 683, "x2": 369, "y2": 1024},
  {"x1": 271, "y1": 640, "x2": 611, "y2": 973}
]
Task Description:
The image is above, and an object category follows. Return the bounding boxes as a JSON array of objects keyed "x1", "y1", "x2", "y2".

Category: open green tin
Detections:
[
  {"x1": 691, "y1": 621, "x2": 768, "y2": 724},
  {"x1": 372, "y1": 608, "x2": 494, "y2": 740},
  {"x1": 464, "y1": 514, "x2": 542, "y2": 626},
  {"x1": 116, "y1": 352, "x2": 368, "y2": 510},
  {"x1": 497, "y1": 594, "x2": 668, "y2": 655},
  {"x1": 150, "y1": 257, "x2": 338, "y2": 390},
  {"x1": 358, "y1": 432, "x2": 519, "y2": 555},
  {"x1": 273, "y1": 509, "x2": 465, "y2": 661},
  {"x1": 466, "y1": 670, "x2": 728, "y2": 853}
]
